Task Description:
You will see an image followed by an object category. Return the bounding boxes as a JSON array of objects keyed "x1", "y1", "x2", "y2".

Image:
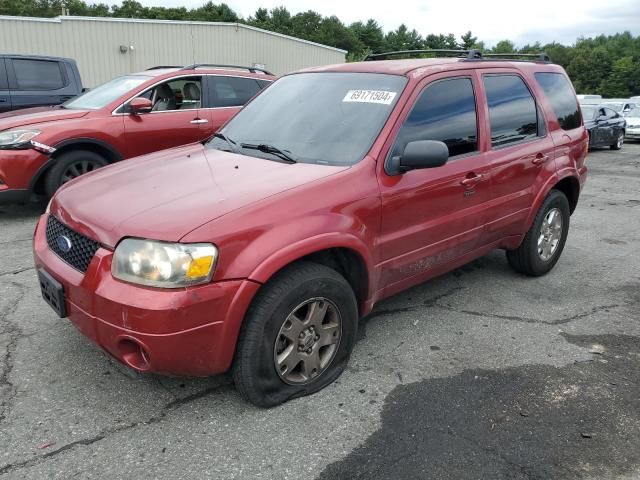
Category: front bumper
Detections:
[
  {"x1": 0, "y1": 148, "x2": 49, "y2": 202},
  {"x1": 33, "y1": 214, "x2": 260, "y2": 376},
  {"x1": 625, "y1": 129, "x2": 640, "y2": 140}
]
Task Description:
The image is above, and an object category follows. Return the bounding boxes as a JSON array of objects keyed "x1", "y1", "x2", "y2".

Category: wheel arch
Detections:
[
  {"x1": 30, "y1": 138, "x2": 123, "y2": 194},
  {"x1": 524, "y1": 172, "x2": 580, "y2": 229}
]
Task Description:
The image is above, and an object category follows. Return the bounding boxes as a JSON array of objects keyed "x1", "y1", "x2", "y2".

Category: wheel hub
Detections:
[
  {"x1": 538, "y1": 207, "x2": 563, "y2": 261},
  {"x1": 298, "y1": 327, "x2": 318, "y2": 352}
]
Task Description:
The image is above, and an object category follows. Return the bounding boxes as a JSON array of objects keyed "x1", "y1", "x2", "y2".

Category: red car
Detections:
[
  {"x1": 0, "y1": 64, "x2": 274, "y2": 203},
  {"x1": 34, "y1": 51, "x2": 588, "y2": 407}
]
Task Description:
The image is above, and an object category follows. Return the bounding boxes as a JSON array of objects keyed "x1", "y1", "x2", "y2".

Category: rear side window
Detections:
[
  {"x1": 208, "y1": 76, "x2": 261, "y2": 107},
  {"x1": 0, "y1": 59, "x2": 8, "y2": 90},
  {"x1": 483, "y1": 75, "x2": 539, "y2": 147},
  {"x1": 391, "y1": 77, "x2": 478, "y2": 159},
  {"x1": 12, "y1": 59, "x2": 65, "y2": 91},
  {"x1": 534, "y1": 72, "x2": 581, "y2": 130}
]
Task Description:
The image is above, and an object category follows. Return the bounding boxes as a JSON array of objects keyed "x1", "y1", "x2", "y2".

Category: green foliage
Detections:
[{"x1": 2, "y1": 1, "x2": 639, "y2": 96}]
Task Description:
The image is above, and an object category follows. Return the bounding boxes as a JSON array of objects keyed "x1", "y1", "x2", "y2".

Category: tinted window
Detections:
[
  {"x1": 535, "y1": 72, "x2": 582, "y2": 130},
  {"x1": 483, "y1": 75, "x2": 539, "y2": 147},
  {"x1": 12, "y1": 59, "x2": 65, "y2": 90},
  {"x1": 256, "y1": 79, "x2": 272, "y2": 89},
  {"x1": 391, "y1": 77, "x2": 478, "y2": 159},
  {"x1": 0, "y1": 59, "x2": 7, "y2": 90},
  {"x1": 208, "y1": 77, "x2": 261, "y2": 107},
  {"x1": 208, "y1": 72, "x2": 406, "y2": 166}
]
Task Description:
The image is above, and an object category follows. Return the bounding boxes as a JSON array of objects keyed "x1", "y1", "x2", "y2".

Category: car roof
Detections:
[{"x1": 298, "y1": 58, "x2": 564, "y2": 77}]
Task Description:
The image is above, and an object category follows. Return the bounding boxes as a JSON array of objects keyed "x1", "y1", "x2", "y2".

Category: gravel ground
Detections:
[{"x1": 0, "y1": 143, "x2": 639, "y2": 479}]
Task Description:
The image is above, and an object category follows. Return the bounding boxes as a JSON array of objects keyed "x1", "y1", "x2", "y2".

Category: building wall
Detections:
[{"x1": 0, "y1": 16, "x2": 346, "y2": 87}]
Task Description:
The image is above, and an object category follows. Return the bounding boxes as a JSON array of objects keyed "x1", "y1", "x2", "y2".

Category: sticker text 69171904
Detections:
[{"x1": 342, "y1": 90, "x2": 397, "y2": 105}]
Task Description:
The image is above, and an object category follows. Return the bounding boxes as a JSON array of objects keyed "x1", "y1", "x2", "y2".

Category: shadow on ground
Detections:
[{"x1": 319, "y1": 334, "x2": 640, "y2": 480}]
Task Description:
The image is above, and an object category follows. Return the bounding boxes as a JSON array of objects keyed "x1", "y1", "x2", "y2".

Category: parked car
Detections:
[
  {"x1": 624, "y1": 108, "x2": 640, "y2": 141},
  {"x1": 0, "y1": 64, "x2": 274, "y2": 203},
  {"x1": 581, "y1": 104, "x2": 626, "y2": 149},
  {"x1": 34, "y1": 51, "x2": 587, "y2": 407},
  {"x1": 0, "y1": 54, "x2": 83, "y2": 112},
  {"x1": 601, "y1": 99, "x2": 636, "y2": 116}
]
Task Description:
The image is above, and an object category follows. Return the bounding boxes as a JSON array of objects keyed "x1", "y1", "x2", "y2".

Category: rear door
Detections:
[
  {"x1": 7, "y1": 57, "x2": 72, "y2": 109},
  {"x1": 479, "y1": 71, "x2": 556, "y2": 242},
  {"x1": 378, "y1": 73, "x2": 493, "y2": 292},
  {"x1": 122, "y1": 75, "x2": 209, "y2": 158},
  {"x1": 0, "y1": 58, "x2": 10, "y2": 112},
  {"x1": 201, "y1": 75, "x2": 266, "y2": 137}
]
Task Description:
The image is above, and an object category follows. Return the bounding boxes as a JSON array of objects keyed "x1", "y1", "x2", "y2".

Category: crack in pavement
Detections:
[
  {"x1": 0, "y1": 383, "x2": 233, "y2": 476},
  {"x1": 0, "y1": 281, "x2": 27, "y2": 424},
  {"x1": 365, "y1": 285, "x2": 465, "y2": 321},
  {"x1": 0, "y1": 267, "x2": 35, "y2": 278}
]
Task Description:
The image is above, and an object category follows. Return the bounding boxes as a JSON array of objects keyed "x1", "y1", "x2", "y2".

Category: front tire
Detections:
[
  {"x1": 506, "y1": 190, "x2": 570, "y2": 276},
  {"x1": 232, "y1": 262, "x2": 358, "y2": 407},
  {"x1": 45, "y1": 150, "x2": 108, "y2": 198}
]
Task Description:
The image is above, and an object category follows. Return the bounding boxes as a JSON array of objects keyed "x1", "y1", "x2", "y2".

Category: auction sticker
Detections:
[{"x1": 343, "y1": 90, "x2": 397, "y2": 105}]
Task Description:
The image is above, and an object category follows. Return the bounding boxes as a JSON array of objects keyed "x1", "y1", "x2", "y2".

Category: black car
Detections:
[
  {"x1": 0, "y1": 54, "x2": 83, "y2": 113},
  {"x1": 581, "y1": 104, "x2": 626, "y2": 150}
]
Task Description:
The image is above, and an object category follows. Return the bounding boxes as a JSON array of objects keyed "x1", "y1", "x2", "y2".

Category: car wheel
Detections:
[
  {"x1": 610, "y1": 132, "x2": 624, "y2": 150},
  {"x1": 506, "y1": 189, "x2": 570, "y2": 276},
  {"x1": 232, "y1": 261, "x2": 358, "y2": 407},
  {"x1": 45, "y1": 150, "x2": 108, "y2": 198}
]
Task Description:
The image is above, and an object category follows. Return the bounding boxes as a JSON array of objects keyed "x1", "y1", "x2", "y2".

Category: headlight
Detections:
[
  {"x1": 0, "y1": 129, "x2": 41, "y2": 147},
  {"x1": 112, "y1": 239, "x2": 218, "y2": 288}
]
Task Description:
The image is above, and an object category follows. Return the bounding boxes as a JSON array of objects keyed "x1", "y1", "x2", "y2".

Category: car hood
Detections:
[
  {"x1": 52, "y1": 144, "x2": 348, "y2": 247},
  {"x1": 0, "y1": 106, "x2": 89, "y2": 131}
]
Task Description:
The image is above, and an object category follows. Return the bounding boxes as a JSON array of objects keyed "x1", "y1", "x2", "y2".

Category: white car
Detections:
[{"x1": 625, "y1": 108, "x2": 640, "y2": 141}]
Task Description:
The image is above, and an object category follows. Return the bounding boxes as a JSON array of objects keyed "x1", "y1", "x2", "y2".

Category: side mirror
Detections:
[
  {"x1": 129, "y1": 97, "x2": 152, "y2": 114},
  {"x1": 387, "y1": 140, "x2": 449, "y2": 175}
]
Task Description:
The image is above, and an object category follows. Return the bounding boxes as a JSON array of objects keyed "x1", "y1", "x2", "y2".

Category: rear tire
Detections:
[
  {"x1": 232, "y1": 261, "x2": 358, "y2": 407},
  {"x1": 506, "y1": 189, "x2": 570, "y2": 276},
  {"x1": 45, "y1": 150, "x2": 108, "y2": 198},
  {"x1": 610, "y1": 132, "x2": 624, "y2": 150}
]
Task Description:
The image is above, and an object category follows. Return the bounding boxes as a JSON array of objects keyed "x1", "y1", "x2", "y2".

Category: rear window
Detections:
[
  {"x1": 208, "y1": 77, "x2": 262, "y2": 107},
  {"x1": 483, "y1": 75, "x2": 540, "y2": 147},
  {"x1": 12, "y1": 59, "x2": 65, "y2": 91},
  {"x1": 535, "y1": 72, "x2": 581, "y2": 130}
]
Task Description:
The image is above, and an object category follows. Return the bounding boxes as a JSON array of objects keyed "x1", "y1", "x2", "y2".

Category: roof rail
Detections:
[
  {"x1": 364, "y1": 49, "x2": 482, "y2": 61},
  {"x1": 146, "y1": 65, "x2": 183, "y2": 70},
  {"x1": 472, "y1": 52, "x2": 552, "y2": 62},
  {"x1": 181, "y1": 63, "x2": 274, "y2": 75}
]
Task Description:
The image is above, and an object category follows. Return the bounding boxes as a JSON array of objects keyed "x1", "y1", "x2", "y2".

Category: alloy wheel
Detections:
[
  {"x1": 537, "y1": 207, "x2": 563, "y2": 261},
  {"x1": 61, "y1": 160, "x2": 101, "y2": 184}
]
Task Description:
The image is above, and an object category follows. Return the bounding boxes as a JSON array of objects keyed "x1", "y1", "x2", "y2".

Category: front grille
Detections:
[{"x1": 45, "y1": 215, "x2": 100, "y2": 273}]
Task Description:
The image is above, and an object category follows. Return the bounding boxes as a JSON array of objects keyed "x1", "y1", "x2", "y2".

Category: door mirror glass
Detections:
[
  {"x1": 391, "y1": 140, "x2": 449, "y2": 173},
  {"x1": 130, "y1": 97, "x2": 152, "y2": 114}
]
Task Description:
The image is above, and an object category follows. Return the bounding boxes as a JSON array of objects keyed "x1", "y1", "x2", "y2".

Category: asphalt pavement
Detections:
[{"x1": 1, "y1": 143, "x2": 639, "y2": 479}]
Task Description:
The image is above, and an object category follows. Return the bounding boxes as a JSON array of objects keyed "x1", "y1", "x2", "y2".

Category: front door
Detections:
[
  {"x1": 378, "y1": 74, "x2": 492, "y2": 295},
  {"x1": 123, "y1": 76, "x2": 208, "y2": 158}
]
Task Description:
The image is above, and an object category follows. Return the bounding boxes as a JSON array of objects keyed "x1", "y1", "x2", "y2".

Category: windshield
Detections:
[
  {"x1": 64, "y1": 75, "x2": 151, "y2": 110},
  {"x1": 628, "y1": 108, "x2": 640, "y2": 118},
  {"x1": 207, "y1": 72, "x2": 407, "y2": 165},
  {"x1": 581, "y1": 106, "x2": 597, "y2": 120}
]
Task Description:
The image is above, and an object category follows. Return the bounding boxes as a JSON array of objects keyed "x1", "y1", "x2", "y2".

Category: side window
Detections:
[
  {"x1": 0, "y1": 59, "x2": 7, "y2": 90},
  {"x1": 390, "y1": 77, "x2": 478, "y2": 159},
  {"x1": 534, "y1": 72, "x2": 581, "y2": 130},
  {"x1": 256, "y1": 79, "x2": 272, "y2": 90},
  {"x1": 483, "y1": 75, "x2": 540, "y2": 147},
  {"x1": 133, "y1": 77, "x2": 201, "y2": 112},
  {"x1": 207, "y1": 76, "x2": 261, "y2": 108},
  {"x1": 12, "y1": 59, "x2": 65, "y2": 90},
  {"x1": 605, "y1": 108, "x2": 618, "y2": 119}
]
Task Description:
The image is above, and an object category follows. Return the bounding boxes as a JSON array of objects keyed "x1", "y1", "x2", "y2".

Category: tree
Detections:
[
  {"x1": 350, "y1": 19, "x2": 385, "y2": 53},
  {"x1": 459, "y1": 31, "x2": 477, "y2": 49},
  {"x1": 600, "y1": 56, "x2": 640, "y2": 97},
  {"x1": 385, "y1": 24, "x2": 423, "y2": 51},
  {"x1": 492, "y1": 40, "x2": 516, "y2": 53}
]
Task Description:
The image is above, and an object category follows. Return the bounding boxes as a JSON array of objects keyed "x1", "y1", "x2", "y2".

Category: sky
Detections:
[{"x1": 138, "y1": 0, "x2": 640, "y2": 47}]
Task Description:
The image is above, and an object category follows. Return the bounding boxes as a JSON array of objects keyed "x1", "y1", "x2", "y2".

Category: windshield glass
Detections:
[
  {"x1": 581, "y1": 106, "x2": 597, "y2": 119},
  {"x1": 207, "y1": 72, "x2": 407, "y2": 165},
  {"x1": 628, "y1": 108, "x2": 640, "y2": 118},
  {"x1": 64, "y1": 75, "x2": 151, "y2": 110}
]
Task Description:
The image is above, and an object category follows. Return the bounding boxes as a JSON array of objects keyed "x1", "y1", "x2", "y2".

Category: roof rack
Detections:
[
  {"x1": 146, "y1": 65, "x2": 183, "y2": 70},
  {"x1": 181, "y1": 63, "x2": 274, "y2": 75},
  {"x1": 363, "y1": 49, "x2": 552, "y2": 63},
  {"x1": 364, "y1": 49, "x2": 482, "y2": 61}
]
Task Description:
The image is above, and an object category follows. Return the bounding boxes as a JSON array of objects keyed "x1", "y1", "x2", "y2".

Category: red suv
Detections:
[
  {"x1": 34, "y1": 51, "x2": 588, "y2": 407},
  {"x1": 0, "y1": 64, "x2": 274, "y2": 203}
]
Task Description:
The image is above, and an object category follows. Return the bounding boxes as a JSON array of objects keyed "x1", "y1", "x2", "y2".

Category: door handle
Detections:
[
  {"x1": 460, "y1": 173, "x2": 483, "y2": 187},
  {"x1": 531, "y1": 153, "x2": 550, "y2": 165},
  {"x1": 190, "y1": 119, "x2": 208, "y2": 124}
]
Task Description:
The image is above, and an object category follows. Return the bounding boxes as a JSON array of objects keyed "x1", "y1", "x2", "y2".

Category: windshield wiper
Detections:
[
  {"x1": 240, "y1": 143, "x2": 297, "y2": 163},
  {"x1": 212, "y1": 132, "x2": 239, "y2": 153}
]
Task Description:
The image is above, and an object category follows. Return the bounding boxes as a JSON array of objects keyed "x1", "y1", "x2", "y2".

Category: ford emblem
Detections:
[{"x1": 57, "y1": 235, "x2": 72, "y2": 253}]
